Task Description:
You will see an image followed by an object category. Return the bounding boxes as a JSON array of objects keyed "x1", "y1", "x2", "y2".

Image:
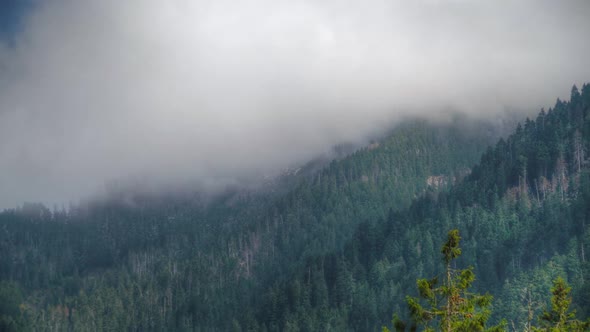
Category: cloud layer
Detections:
[{"x1": 1, "y1": 0, "x2": 589, "y2": 208}]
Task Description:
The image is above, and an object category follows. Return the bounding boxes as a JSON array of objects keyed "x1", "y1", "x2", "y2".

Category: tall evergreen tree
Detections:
[
  {"x1": 532, "y1": 277, "x2": 590, "y2": 332},
  {"x1": 384, "y1": 230, "x2": 505, "y2": 332}
]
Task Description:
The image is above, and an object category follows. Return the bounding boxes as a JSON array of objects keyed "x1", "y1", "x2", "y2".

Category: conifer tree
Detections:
[
  {"x1": 384, "y1": 230, "x2": 505, "y2": 332},
  {"x1": 532, "y1": 277, "x2": 590, "y2": 332}
]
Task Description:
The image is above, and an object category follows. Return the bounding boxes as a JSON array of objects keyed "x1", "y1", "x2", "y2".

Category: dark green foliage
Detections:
[
  {"x1": 532, "y1": 277, "x2": 590, "y2": 331},
  {"x1": 0, "y1": 281, "x2": 28, "y2": 332},
  {"x1": 385, "y1": 230, "x2": 505, "y2": 332},
  {"x1": 0, "y1": 84, "x2": 589, "y2": 330},
  {"x1": 441, "y1": 229, "x2": 461, "y2": 264}
]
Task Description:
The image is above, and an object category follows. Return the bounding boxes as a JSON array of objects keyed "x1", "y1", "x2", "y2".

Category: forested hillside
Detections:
[
  {"x1": 1, "y1": 84, "x2": 589, "y2": 331},
  {"x1": 247, "y1": 85, "x2": 590, "y2": 331}
]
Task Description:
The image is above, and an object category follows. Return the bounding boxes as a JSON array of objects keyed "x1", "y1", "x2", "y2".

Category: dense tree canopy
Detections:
[{"x1": 1, "y1": 84, "x2": 589, "y2": 330}]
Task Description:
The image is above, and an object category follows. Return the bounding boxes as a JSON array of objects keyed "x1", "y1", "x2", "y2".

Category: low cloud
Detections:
[{"x1": 1, "y1": 0, "x2": 589, "y2": 208}]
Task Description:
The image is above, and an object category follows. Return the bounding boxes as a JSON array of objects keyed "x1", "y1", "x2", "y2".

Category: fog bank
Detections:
[{"x1": 1, "y1": 0, "x2": 589, "y2": 208}]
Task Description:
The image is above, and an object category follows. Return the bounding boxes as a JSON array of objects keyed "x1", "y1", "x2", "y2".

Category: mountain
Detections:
[
  {"x1": 1, "y1": 84, "x2": 589, "y2": 331},
  {"x1": 249, "y1": 85, "x2": 590, "y2": 331}
]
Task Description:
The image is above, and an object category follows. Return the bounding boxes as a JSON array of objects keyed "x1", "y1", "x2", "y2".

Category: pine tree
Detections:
[
  {"x1": 384, "y1": 230, "x2": 505, "y2": 332},
  {"x1": 532, "y1": 277, "x2": 590, "y2": 332}
]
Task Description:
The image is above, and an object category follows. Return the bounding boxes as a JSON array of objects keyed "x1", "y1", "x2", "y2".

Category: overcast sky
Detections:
[{"x1": 0, "y1": 0, "x2": 589, "y2": 209}]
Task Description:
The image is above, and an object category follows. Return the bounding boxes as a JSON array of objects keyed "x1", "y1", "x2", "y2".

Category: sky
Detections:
[
  {"x1": 0, "y1": 0, "x2": 32, "y2": 37},
  {"x1": 0, "y1": 0, "x2": 589, "y2": 209}
]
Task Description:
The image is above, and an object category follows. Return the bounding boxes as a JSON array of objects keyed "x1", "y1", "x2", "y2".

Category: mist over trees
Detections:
[
  {"x1": 1, "y1": 0, "x2": 590, "y2": 208},
  {"x1": 0, "y1": 85, "x2": 589, "y2": 331}
]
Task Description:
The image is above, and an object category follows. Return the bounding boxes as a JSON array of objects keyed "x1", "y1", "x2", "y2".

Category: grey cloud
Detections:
[{"x1": 0, "y1": 0, "x2": 589, "y2": 208}]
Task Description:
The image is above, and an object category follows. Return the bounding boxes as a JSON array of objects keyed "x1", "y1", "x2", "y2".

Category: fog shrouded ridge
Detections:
[{"x1": 0, "y1": 0, "x2": 589, "y2": 208}]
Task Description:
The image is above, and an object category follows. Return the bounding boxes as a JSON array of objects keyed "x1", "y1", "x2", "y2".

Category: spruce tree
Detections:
[
  {"x1": 532, "y1": 277, "x2": 590, "y2": 332},
  {"x1": 384, "y1": 230, "x2": 505, "y2": 332}
]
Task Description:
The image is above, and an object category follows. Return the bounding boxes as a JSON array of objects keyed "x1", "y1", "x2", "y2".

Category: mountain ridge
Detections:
[{"x1": 1, "y1": 85, "x2": 589, "y2": 331}]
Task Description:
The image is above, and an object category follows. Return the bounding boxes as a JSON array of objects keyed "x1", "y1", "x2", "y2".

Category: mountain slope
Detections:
[
  {"x1": 1, "y1": 83, "x2": 589, "y2": 331},
  {"x1": 0, "y1": 117, "x2": 498, "y2": 331},
  {"x1": 249, "y1": 85, "x2": 590, "y2": 331}
]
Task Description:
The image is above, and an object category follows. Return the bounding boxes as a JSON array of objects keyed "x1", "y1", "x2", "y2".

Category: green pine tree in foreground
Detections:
[
  {"x1": 532, "y1": 277, "x2": 590, "y2": 332},
  {"x1": 384, "y1": 229, "x2": 505, "y2": 332},
  {"x1": 385, "y1": 230, "x2": 589, "y2": 332}
]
